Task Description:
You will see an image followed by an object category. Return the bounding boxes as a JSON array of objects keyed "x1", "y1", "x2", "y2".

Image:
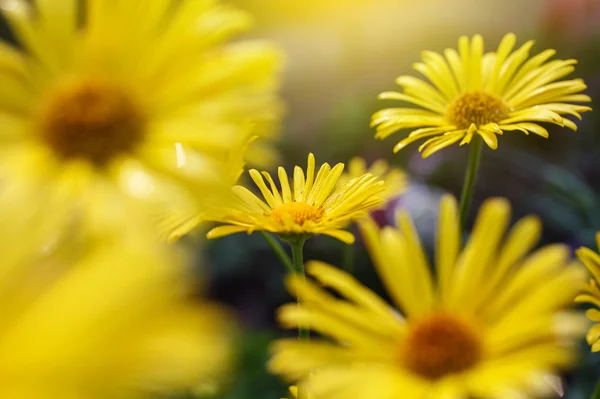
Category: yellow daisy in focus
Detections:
[
  {"x1": 0, "y1": 202, "x2": 233, "y2": 397},
  {"x1": 204, "y1": 153, "x2": 384, "y2": 244},
  {"x1": 372, "y1": 33, "x2": 591, "y2": 157},
  {"x1": 337, "y1": 157, "x2": 407, "y2": 206},
  {"x1": 0, "y1": 0, "x2": 282, "y2": 226},
  {"x1": 574, "y1": 233, "x2": 600, "y2": 352},
  {"x1": 270, "y1": 196, "x2": 586, "y2": 399}
]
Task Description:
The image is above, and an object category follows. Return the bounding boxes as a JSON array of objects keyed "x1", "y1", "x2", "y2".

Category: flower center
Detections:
[
  {"x1": 270, "y1": 202, "x2": 325, "y2": 226},
  {"x1": 38, "y1": 79, "x2": 145, "y2": 166},
  {"x1": 445, "y1": 91, "x2": 509, "y2": 130},
  {"x1": 401, "y1": 313, "x2": 482, "y2": 380}
]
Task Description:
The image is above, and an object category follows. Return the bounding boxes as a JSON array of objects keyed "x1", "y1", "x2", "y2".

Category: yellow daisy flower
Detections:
[
  {"x1": 269, "y1": 195, "x2": 586, "y2": 399},
  {"x1": 0, "y1": 200, "x2": 233, "y2": 398},
  {"x1": 0, "y1": 0, "x2": 282, "y2": 226},
  {"x1": 372, "y1": 33, "x2": 591, "y2": 157},
  {"x1": 574, "y1": 233, "x2": 600, "y2": 352},
  {"x1": 204, "y1": 153, "x2": 384, "y2": 244},
  {"x1": 337, "y1": 157, "x2": 407, "y2": 206}
]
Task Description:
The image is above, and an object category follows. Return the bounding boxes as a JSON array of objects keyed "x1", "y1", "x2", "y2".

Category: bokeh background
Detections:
[{"x1": 189, "y1": 1, "x2": 600, "y2": 398}]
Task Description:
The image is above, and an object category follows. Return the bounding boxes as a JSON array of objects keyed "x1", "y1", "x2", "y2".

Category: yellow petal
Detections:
[
  {"x1": 320, "y1": 229, "x2": 355, "y2": 244},
  {"x1": 436, "y1": 195, "x2": 460, "y2": 302},
  {"x1": 206, "y1": 225, "x2": 250, "y2": 239}
]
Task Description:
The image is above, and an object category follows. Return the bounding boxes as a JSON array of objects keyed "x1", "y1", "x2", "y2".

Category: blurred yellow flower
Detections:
[
  {"x1": 0, "y1": 0, "x2": 282, "y2": 227},
  {"x1": 337, "y1": 157, "x2": 407, "y2": 207},
  {"x1": 372, "y1": 33, "x2": 591, "y2": 157},
  {"x1": 574, "y1": 233, "x2": 600, "y2": 352},
  {"x1": 270, "y1": 196, "x2": 585, "y2": 398},
  {"x1": 202, "y1": 153, "x2": 384, "y2": 244},
  {"x1": 0, "y1": 202, "x2": 233, "y2": 398}
]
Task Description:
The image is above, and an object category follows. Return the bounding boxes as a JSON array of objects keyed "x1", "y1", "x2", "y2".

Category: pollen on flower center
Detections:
[
  {"x1": 39, "y1": 79, "x2": 145, "y2": 166},
  {"x1": 270, "y1": 202, "x2": 325, "y2": 226},
  {"x1": 446, "y1": 91, "x2": 509, "y2": 130},
  {"x1": 401, "y1": 313, "x2": 482, "y2": 380}
]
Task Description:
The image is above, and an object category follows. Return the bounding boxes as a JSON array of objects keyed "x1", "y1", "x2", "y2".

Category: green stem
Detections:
[
  {"x1": 259, "y1": 232, "x2": 294, "y2": 274},
  {"x1": 591, "y1": 377, "x2": 600, "y2": 399},
  {"x1": 290, "y1": 237, "x2": 310, "y2": 340},
  {"x1": 290, "y1": 237, "x2": 306, "y2": 275},
  {"x1": 459, "y1": 135, "x2": 483, "y2": 231},
  {"x1": 341, "y1": 241, "x2": 355, "y2": 275}
]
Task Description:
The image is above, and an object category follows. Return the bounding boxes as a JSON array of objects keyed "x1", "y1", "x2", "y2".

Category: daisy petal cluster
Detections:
[
  {"x1": 203, "y1": 153, "x2": 384, "y2": 244},
  {"x1": 575, "y1": 233, "x2": 600, "y2": 352},
  {"x1": 336, "y1": 157, "x2": 407, "y2": 207},
  {"x1": 372, "y1": 33, "x2": 591, "y2": 157},
  {"x1": 269, "y1": 196, "x2": 586, "y2": 399}
]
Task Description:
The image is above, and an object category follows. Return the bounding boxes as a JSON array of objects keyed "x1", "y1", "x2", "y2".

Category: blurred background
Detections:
[{"x1": 190, "y1": 0, "x2": 600, "y2": 398}]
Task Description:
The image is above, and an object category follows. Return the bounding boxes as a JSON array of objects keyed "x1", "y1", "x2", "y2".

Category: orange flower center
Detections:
[
  {"x1": 270, "y1": 202, "x2": 325, "y2": 226},
  {"x1": 401, "y1": 313, "x2": 482, "y2": 380},
  {"x1": 39, "y1": 79, "x2": 145, "y2": 166},
  {"x1": 446, "y1": 91, "x2": 509, "y2": 130}
]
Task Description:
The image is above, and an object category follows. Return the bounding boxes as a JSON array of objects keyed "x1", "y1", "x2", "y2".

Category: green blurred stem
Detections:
[
  {"x1": 341, "y1": 240, "x2": 355, "y2": 274},
  {"x1": 591, "y1": 377, "x2": 600, "y2": 399},
  {"x1": 290, "y1": 237, "x2": 306, "y2": 275},
  {"x1": 459, "y1": 135, "x2": 483, "y2": 231},
  {"x1": 290, "y1": 237, "x2": 310, "y2": 340},
  {"x1": 259, "y1": 231, "x2": 294, "y2": 274}
]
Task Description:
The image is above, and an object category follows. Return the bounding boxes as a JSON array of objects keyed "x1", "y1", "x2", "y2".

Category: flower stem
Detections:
[
  {"x1": 290, "y1": 237, "x2": 310, "y2": 340},
  {"x1": 341, "y1": 241, "x2": 355, "y2": 274},
  {"x1": 259, "y1": 231, "x2": 294, "y2": 274},
  {"x1": 591, "y1": 377, "x2": 600, "y2": 399},
  {"x1": 290, "y1": 237, "x2": 306, "y2": 275},
  {"x1": 459, "y1": 135, "x2": 483, "y2": 231}
]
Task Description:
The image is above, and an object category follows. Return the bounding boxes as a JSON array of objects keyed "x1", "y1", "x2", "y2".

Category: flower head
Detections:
[
  {"x1": 574, "y1": 233, "x2": 600, "y2": 352},
  {"x1": 0, "y1": 0, "x2": 282, "y2": 228},
  {"x1": 203, "y1": 153, "x2": 384, "y2": 244},
  {"x1": 269, "y1": 196, "x2": 586, "y2": 398},
  {"x1": 372, "y1": 33, "x2": 591, "y2": 157},
  {"x1": 337, "y1": 157, "x2": 407, "y2": 207},
  {"x1": 0, "y1": 197, "x2": 233, "y2": 397}
]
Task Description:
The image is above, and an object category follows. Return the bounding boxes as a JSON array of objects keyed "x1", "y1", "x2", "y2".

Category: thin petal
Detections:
[
  {"x1": 378, "y1": 91, "x2": 446, "y2": 114},
  {"x1": 321, "y1": 229, "x2": 355, "y2": 244},
  {"x1": 436, "y1": 195, "x2": 460, "y2": 302},
  {"x1": 261, "y1": 171, "x2": 283, "y2": 206},
  {"x1": 249, "y1": 169, "x2": 279, "y2": 208},
  {"x1": 206, "y1": 225, "x2": 250, "y2": 239},
  {"x1": 477, "y1": 129, "x2": 499, "y2": 150},
  {"x1": 487, "y1": 33, "x2": 517, "y2": 94},
  {"x1": 420, "y1": 132, "x2": 465, "y2": 158},
  {"x1": 278, "y1": 167, "x2": 292, "y2": 202},
  {"x1": 306, "y1": 261, "x2": 400, "y2": 320}
]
